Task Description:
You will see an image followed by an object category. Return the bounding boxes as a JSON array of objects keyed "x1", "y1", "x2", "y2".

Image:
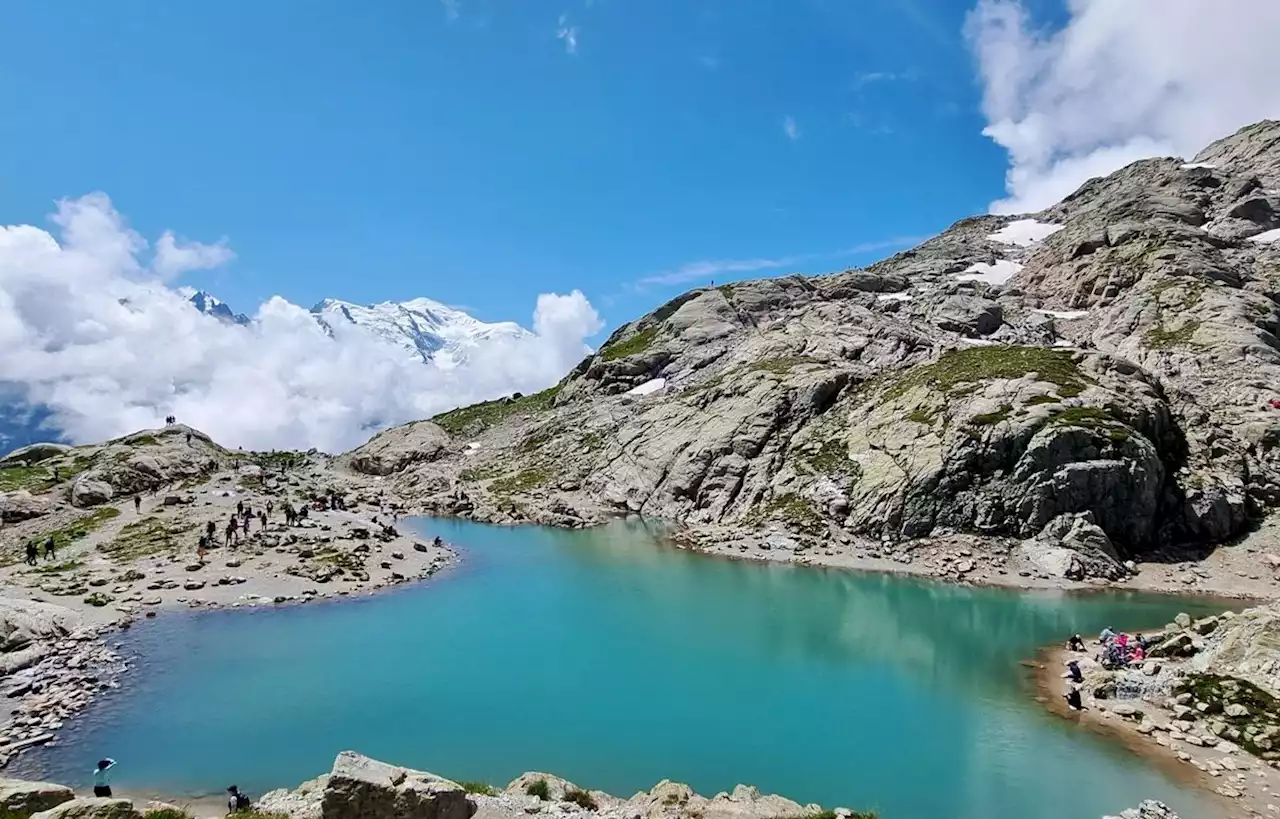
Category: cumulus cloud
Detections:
[
  {"x1": 783, "y1": 116, "x2": 801, "y2": 141},
  {"x1": 0, "y1": 194, "x2": 603, "y2": 453},
  {"x1": 556, "y1": 15, "x2": 578, "y2": 55},
  {"x1": 966, "y1": 0, "x2": 1280, "y2": 214},
  {"x1": 153, "y1": 231, "x2": 236, "y2": 279}
]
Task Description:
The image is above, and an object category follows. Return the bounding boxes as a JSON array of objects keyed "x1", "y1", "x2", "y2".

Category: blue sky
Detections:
[{"x1": 5, "y1": 0, "x2": 1041, "y2": 331}]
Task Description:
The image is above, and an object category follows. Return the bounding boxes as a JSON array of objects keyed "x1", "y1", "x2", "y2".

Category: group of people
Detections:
[
  {"x1": 1059, "y1": 626, "x2": 1154, "y2": 711},
  {"x1": 23, "y1": 536, "x2": 56, "y2": 565},
  {"x1": 91, "y1": 759, "x2": 252, "y2": 813}
]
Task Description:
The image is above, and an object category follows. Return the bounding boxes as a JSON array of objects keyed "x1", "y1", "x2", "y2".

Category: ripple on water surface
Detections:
[{"x1": 19, "y1": 518, "x2": 1226, "y2": 819}]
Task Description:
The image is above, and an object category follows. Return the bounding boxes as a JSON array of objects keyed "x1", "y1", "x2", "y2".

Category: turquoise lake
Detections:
[{"x1": 19, "y1": 517, "x2": 1227, "y2": 819}]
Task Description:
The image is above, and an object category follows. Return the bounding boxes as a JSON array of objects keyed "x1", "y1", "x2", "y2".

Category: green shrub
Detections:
[
  {"x1": 433, "y1": 387, "x2": 560, "y2": 435},
  {"x1": 83, "y1": 592, "x2": 113, "y2": 607},
  {"x1": 562, "y1": 788, "x2": 597, "y2": 811},
  {"x1": 144, "y1": 808, "x2": 194, "y2": 819},
  {"x1": 525, "y1": 779, "x2": 551, "y2": 800},
  {"x1": 600, "y1": 327, "x2": 658, "y2": 361},
  {"x1": 458, "y1": 782, "x2": 497, "y2": 796}
]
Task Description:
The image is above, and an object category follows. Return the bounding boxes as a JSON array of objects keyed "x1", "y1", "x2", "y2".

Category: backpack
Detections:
[{"x1": 234, "y1": 793, "x2": 251, "y2": 811}]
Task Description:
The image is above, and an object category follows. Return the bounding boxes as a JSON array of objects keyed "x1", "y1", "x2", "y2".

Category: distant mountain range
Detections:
[{"x1": 0, "y1": 292, "x2": 538, "y2": 457}]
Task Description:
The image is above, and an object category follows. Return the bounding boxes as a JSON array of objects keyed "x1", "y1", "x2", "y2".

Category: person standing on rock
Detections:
[
  {"x1": 237, "y1": 500, "x2": 244, "y2": 517},
  {"x1": 92, "y1": 758, "x2": 116, "y2": 797},
  {"x1": 133, "y1": 494, "x2": 141, "y2": 514}
]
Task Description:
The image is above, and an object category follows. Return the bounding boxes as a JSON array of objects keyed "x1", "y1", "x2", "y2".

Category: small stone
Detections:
[
  {"x1": 183, "y1": 579, "x2": 206, "y2": 591},
  {"x1": 1226, "y1": 703, "x2": 1250, "y2": 718}
]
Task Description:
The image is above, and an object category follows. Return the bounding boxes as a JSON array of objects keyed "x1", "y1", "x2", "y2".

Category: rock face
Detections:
[
  {"x1": 0, "y1": 778, "x2": 75, "y2": 817},
  {"x1": 0, "y1": 491, "x2": 51, "y2": 523},
  {"x1": 30, "y1": 799, "x2": 142, "y2": 819},
  {"x1": 70, "y1": 478, "x2": 113, "y2": 509},
  {"x1": 0, "y1": 599, "x2": 81, "y2": 653},
  {"x1": 347, "y1": 119, "x2": 1280, "y2": 569}
]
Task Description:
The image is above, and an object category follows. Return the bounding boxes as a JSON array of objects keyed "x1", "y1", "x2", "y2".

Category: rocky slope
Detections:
[{"x1": 343, "y1": 120, "x2": 1280, "y2": 583}]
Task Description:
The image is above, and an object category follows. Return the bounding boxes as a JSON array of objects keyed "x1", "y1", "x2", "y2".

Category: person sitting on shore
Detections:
[
  {"x1": 227, "y1": 785, "x2": 251, "y2": 813},
  {"x1": 92, "y1": 758, "x2": 116, "y2": 797},
  {"x1": 1067, "y1": 634, "x2": 1085, "y2": 652},
  {"x1": 1135, "y1": 633, "x2": 1150, "y2": 650},
  {"x1": 1064, "y1": 660, "x2": 1083, "y2": 683},
  {"x1": 1099, "y1": 626, "x2": 1117, "y2": 644},
  {"x1": 1064, "y1": 687, "x2": 1083, "y2": 711}
]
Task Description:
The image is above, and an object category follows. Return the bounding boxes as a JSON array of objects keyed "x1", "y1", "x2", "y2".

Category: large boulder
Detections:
[
  {"x1": 30, "y1": 798, "x2": 141, "y2": 819},
  {"x1": 320, "y1": 752, "x2": 475, "y2": 819},
  {"x1": 0, "y1": 491, "x2": 51, "y2": 523},
  {"x1": 1017, "y1": 512, "x2": 1128, "y2": 580},
  {"x1": 0, "y1": 444, "x2": 72, "y2": 466},
  {"x1": 344, "y1": 424, "x2": 450, "y2": 476},
  {"x1": 70, "y1": 478, "x2": 113, "y2": 508},
  {"x1": 0, "y1": 599, "x2": 81, "y2": 652},
  {"x1": 931, "y1": 294, "x2": 1003, "y2": 337},
  {"x1": 627, "y1": 780, "x2": 818, "y2": 819},
  {"x1": 0, "y1": 778, "x2": 75, "y2": 817}
]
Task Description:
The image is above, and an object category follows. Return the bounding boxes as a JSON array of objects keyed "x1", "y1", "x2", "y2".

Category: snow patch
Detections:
[
  {"x1": 1248, "y1": 229, "x2": 1280, "y2": 245},
  {"x1": 876, "y1": 293, "x2": 914, "y2": 302},
  {"x1": 1180, "y1": 162, "x2": 1217, "y2": 170},
  {"x1": 959, "y1": 338, "x2": 1000, "y2": 347},
  {"x1": 1033, "y1": 309, "x2": 1090, "y2": 320},
  {"x1": 987, "y1": 219, "x2": 1063, "y2": 247},
  {"x1": 627, "y1": 378, "x2": 667, "y2": 396},
  {"x1": 955, "y1": 260, "x2": 1024, "y2": 286}
]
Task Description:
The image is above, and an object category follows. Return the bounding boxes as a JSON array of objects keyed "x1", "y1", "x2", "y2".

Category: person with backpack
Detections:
[
  {"x1": 44, "y1": 536, "x2": 56, "y2": 561},
  {"x1": 227, "y1": 785, "x2": 251, "y2": 813}
]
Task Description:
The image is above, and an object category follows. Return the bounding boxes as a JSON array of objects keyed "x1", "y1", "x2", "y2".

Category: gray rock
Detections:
[
  {"x1": 320, "y1": 751, "x2": 475, "y2": 819},
  {"x1": 1224, "y1": 703, "x2": 1249, "y2": 717},
  {"x1": 0, "y1": 778, "x2": 75, "y2": 817},
  {"x1": 70, "y1": 479, "x2": 113, "y2": 508},
  {"x1": 1102, "y1": 800, "x2": 1180, "y2": 819},
  {"x1": 931, "y1": 294, "x2": 1003, "y2": 337},
  {"x1": 0, "y1": 491, "x2": 52, "y2": 524},
  {"x1": 30, "y1": 798, "x2": 142, "y2": 819}
]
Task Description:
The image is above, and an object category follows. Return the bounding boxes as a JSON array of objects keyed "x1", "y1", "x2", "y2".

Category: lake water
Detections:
[{"x1": 19, "y1": 517, "x2": 1226, "y2": 819}]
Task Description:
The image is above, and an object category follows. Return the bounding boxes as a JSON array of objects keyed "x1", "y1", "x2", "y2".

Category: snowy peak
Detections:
[
  {"x1": 189, "y1": 291, "x2": 250, "y2": 325},
  {"x1": 309, "y1": 298, "x2": 532, "y2": 365}
]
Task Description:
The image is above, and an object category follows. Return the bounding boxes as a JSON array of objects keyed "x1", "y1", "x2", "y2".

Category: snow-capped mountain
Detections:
[
  {"x1": 310, "y1": 297, "x2": 533, "y2": 366},
  {"x1": 189, "y1": 291, "x2": 250, "y2": 325}
]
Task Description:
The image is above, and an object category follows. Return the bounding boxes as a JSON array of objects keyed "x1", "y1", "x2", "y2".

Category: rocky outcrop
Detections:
[
  {"x1": 0, "y1": 778, "x2": 74, "y2": 816},
  {"x1": 70, "y1": 478, "x2": 112, "y2": 509},
  {"x1": 1017, "y1": 512, "x2": 1128, "y2": 580},
  {"x1": 0, "y1": 492, "x2": 51, "y2": 523},
  {"x1": 342, "y1": 120, "x2": 1280, "y2": 575},
  {"x1": 30, "y1": 799, "x2": 141, "y2": 819},
  {"x1": 0, "y1": 445, "x2": 72, "y2": 467},
  {"x1": 1103, "y1": 802, "x2": 1179, "y2": 819},
  {"x1": 259, "y1": 752, "x2": 474, "y2": 819},
  {"x1": 0, "y1": 599, "x2": 80, "y2": 653}
]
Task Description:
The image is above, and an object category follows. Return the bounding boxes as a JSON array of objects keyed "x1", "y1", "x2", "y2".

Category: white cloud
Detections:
[
  {"x1": 441, "y1": 0, "x2": 459, "y2": 23},
  {"x1": 783, "y1": 116, "x2": 801, "y2": 141},
  {"x1": 636, "y1": 236, "x2": 926, "y2": 288},
  {"x1": 966, "y1": 0, "x2": 1280, "y2": 214},
  {"x1": 0, "y1": 194, "x2": 603, "y2": 453},
  {"x1": 556, "y1": 15, "x2": 579, "y2": 55},
  {"x1": 153, "y1": 231, "x2": 236, "y2": 279}
]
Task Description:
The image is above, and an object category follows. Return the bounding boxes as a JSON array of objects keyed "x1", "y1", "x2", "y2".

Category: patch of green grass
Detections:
[
  {"x1": 525, "y1": 779, "x2": 551, "y2": 800},
  {"x1": 562, "y1": 788, "x2": 597, "y2": 811},
  {"x1": 749, "y1": 356, "x2": 821, "y2": 376},
  {"x1": 143, "y1": 808, "x2": 193, "y2": 819},
  {"x1": 746, "y1": 493, "x2": 824, "y2": 535},
  {"x1": 29, "y1": 559, "x2": 84, "y2": 575},
  {"x1": 600, "y1": 327, "x2": 659, "y2": 362},
  {"x1": 801, "y1": 440, "x2": 855, "y2": 476},
  {"x1": 880, "y1": 347, "x2": 1091, "y2": 403},
  {"x1": 1144, "y1": 320, "x2": 1201, "y2": 349},
  {"x1": 907, "y1": 407, "x2": 938, "y2": 425},
  {"x1": 717, "y1": 283, "x2": 736, "y2": 299},
  {"x1": 457, "y1": 782, "x2": 497, "y2": 797},
  {"x1": 1173, "y1": 674, "x2": 1280, "y2": 758},
  {"x1": 314, "y1": 547, "x2": 365, "y2": 574},
  {"x1": 519, "y1": 425, "x2": 560, "y2": 454},
  {"x1": 1046, "y1": 407, "x2": 1131, "y2": 443},
  {"x1": 970, "y1": 404, "x2": 1013, "y2": 426},
  {"x1": 459, "y1": 462, "x2": 506, "y2": 482},
  {"x1": 102, "y1": 515, "x2": 192, "y2": 561},
  {"x1": 0, "y1": 465, "x2": 59, "y2": 492},
  {"x1": 1025, "y1": 394, "x2": 1060, "y2": 406},
  {"x1": 83, "y1": 591, "x2": 113, "y2": 607},
  {"x1": 578, "y1": 431, "x2": 606, "y2": 452},
  {"x1": 127, "y1": 434, "x2": 160, "y2": 447},
  {"x1": 432, "y1": 387, "x2": 560, "y2": 435},
  {"x1": 17, "y1": 508, "x2": 124, "y2": 564},
  {"x1": 489, "y1": 468, "x2": 552, "y2": 495}
]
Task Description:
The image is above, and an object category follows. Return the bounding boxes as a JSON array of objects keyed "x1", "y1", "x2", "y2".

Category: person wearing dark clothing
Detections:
[
  {"x1": 1067, "y1": 634, "x2": 1085, "y2": 652},
  {"x1": 185, "y1": 433, "x2": 192, "y2": 446},
  {"x1": 1065, "y1": 660, "x2": 1083, "y2": 683},
  {"x1": 237, "y1": 500, "x2": 244, "y2": 517},
  {"x1": 1064, "y1": 687, "x2": 1083, "y2": 711},
  {"x1": 207, "y1": 520, "x2": 217, "y2": 541},
  {"x1": 228, "y1": 785, "x2": 251, "y2": 813},
  {"x1": 24, "y1": 542, "x2": 38, "y2": 566},
  {"x1": 44, "y1": 537, "x2": 55, "y2": 561},
  {"x1": 133, "y1": 495, "x2": 141, "y2": 513}
]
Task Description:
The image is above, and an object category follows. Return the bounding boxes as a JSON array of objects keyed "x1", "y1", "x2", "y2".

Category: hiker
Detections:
[
  {"x1": 237, "y1": 500, "x2": 244, "y2": 517},
  {"x1": 133, "y1": 494, "x2": 141, "y2": 513},
  {"x1": 227, "y1": 786, "x2": 252, "y2": 814},
  {"x1": 92, "y1": 758, "x2": 116, "y2": 797},
  {"x1": 197, "y1": 535, "x2": 208, "y2": 563},
  {"x1": 207, "y1": 520, "x2": 217, "y2": 541},
  {"x1": 1064, "y1": 660, "x2": 1083, "y2": 684},
  {"x1": 52, "y1": 467, "x2": 60, "y2": 482},
  {"x1": 1064, "y1": 687, "x2": 1083, "y2": 711},
  {"x1": 225, "y1": 521, "x2": 237, "y2": 548},
  {"x1": 185, "y1": 432, "x2": 192, "y2": 446},
  {"x1": 432, "y1": 536, "x2": 443, "y2": 548},
  {"x1": 24, "y1": 541, "x2": 37, "y2": 566},
  {"x1": 1067, "y1": 634, "x2": 1085, "y2": 652},
  {"x1": 44, "y1": 536, "x2": 55, "y2": 561},
  {"x1": 298, "y1": 506, "x2": 309, "y2": 522},
  {"x1": 266, "y1": 501, "x2": 274, "y2": 516},
  {"x1": 1099, "y1": 626, "x2": 1117, "y2": 645},
  {"x1": 259, "y1": 511, "x2": 267, "y2": 529},
  {"x1": 242, "y1": 515, "x2": 251, "y2": 537}
]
